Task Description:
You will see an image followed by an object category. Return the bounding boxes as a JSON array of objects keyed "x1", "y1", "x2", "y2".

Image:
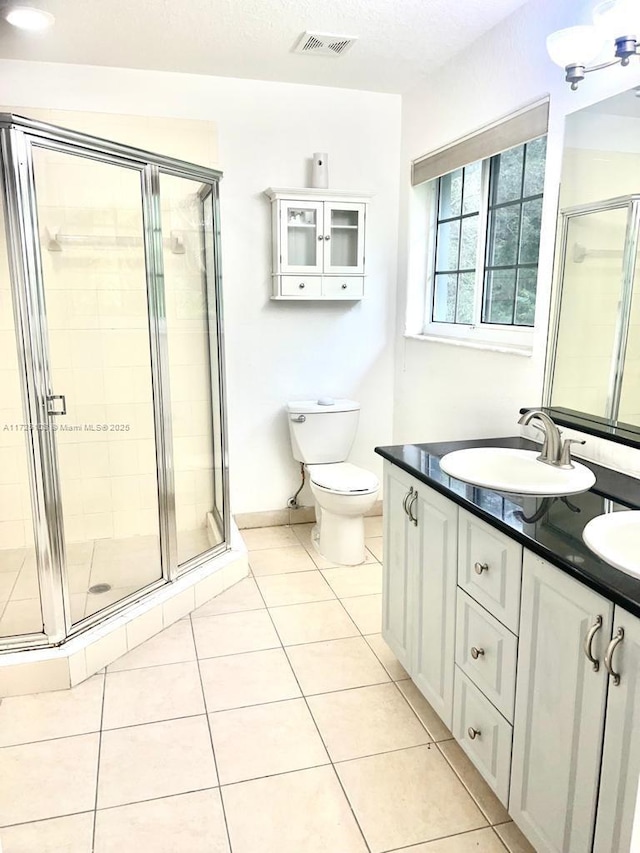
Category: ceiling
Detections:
[{"x1": 0, "y1": 0, "x2": 531, "y2": 94}]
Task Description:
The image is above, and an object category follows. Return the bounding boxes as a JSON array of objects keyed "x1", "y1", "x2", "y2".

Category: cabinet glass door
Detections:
[
  {"x1": 280, "y1": 201, "x2": 323, "y2": 274},
  {"x1": 323, "y1": 203, "x2": 365, "y2": 275}
]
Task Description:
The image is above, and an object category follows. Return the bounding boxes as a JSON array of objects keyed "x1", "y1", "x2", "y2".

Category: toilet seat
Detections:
[{"x1": 307, "y1": 462, "x2": 379, "y2": 495}]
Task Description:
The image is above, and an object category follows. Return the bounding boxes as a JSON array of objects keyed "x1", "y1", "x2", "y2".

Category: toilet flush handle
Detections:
[{"x1": 291, "y1": 415, "x2": 306, "y2": 423}]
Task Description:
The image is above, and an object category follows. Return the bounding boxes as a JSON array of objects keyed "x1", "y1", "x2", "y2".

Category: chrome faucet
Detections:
[{"x1": 518, "y1": 409, "x2": 584, "y2": 469}]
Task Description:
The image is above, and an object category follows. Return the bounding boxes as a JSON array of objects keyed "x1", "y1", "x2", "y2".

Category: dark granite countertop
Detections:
[{"x1": 375, "y1": 436, "x2": 640, "y2": 619}]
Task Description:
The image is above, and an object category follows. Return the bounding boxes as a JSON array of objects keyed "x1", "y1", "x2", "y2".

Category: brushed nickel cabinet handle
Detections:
[
  {"x1": 408, "y1": 492, "x2": 418, "y2": 526},
  {"x1": 605, "y1": 627, "x2": 624, "y2": 686},
  {"x1": 402, "y1": 487, "x2": 413, "y2": 516},
  {"x1": 474, "y1": 561, "x2": 488, "y2": 575},
  {"x1": 468, "y1": 727, "x2": 481, "y2": 740},
  {"x1": 470, "y1": 646, "x2": 485, "y2": 660},
  {"x1": 583, "y1": 615, "x2": 603, "y2": 672}
]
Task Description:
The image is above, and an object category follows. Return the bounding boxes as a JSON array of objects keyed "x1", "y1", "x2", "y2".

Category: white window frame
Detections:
[{"x1": 417, "y1": 149, "x2": 540, "y2": 353}]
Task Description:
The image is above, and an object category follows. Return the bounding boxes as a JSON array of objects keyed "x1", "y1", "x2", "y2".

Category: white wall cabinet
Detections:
[
  {"x1": 265, "y1": 188, "x2": 369, "y2": 300},
  {"x1": 381, "y1": 459, "x2": 640, "y2": 853},
  {"x1": 382, "y1": 462, "x2": 458, "y2": 727}
]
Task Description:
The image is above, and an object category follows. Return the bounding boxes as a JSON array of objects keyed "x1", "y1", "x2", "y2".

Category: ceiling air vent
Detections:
[{"x1": 293, "y1": 32, "x2": 358, "y2": 58}]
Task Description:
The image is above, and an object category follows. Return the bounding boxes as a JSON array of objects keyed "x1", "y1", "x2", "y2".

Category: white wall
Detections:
[
  {"x1": 394, "y1": 0, "x2": 640, "y2": 446},
  {"x1": 0, "y1": 60, "x2": 401, "y2": 514}
]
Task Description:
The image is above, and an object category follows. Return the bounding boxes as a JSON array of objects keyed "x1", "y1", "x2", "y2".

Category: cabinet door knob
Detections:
[
  {"x1": 317, "y1": 235, "x2": 323, "y2": 241},
  {"x1": 474, "y1": 561, "x2": 488, "y2": 575},
  {"x1": 298, "y1": 282, "x2": 305, "y2": 289},
  {"x1": 341, "y1": 283, "x2": 348, "y2": 289},
  {"x1": 468, "y1": 727, "x2": 481, "y2": 740},
  {"x1": 324, "y1": 235, "x2": 331, "y2": 241},
  {"x1": 470, "y1": 646, "x2": 485, "y2": 660}
]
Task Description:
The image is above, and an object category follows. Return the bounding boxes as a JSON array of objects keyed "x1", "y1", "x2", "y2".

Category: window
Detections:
[{"x1": 426, "y1": 136, "x2": 547, "y2": 346}]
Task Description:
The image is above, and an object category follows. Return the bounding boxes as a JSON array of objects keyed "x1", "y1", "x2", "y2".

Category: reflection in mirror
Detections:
[{"x1": 545, "y1": 87, "x2": 640, "y2": 433}]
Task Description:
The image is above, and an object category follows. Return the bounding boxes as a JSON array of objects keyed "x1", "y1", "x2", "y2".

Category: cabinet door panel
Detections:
[
  {"x1": 412, "y1": 485, "x2": 458, "y2": 728},
  {"x1": 458, "y1": 509, "x2": 522, "y2": 632},
  {"x1": 455, "y1": 589, "x2": 518, "y2": 722},
  {"x1": 381, "y1": 464, "x2": 415, "y2": 671},
  {"x1": 323, "y1": 202, "x2": 365, "y2": 274},
  {"x1": 279, "y1": 200, "x2": 324, "y2": 274},
  {"x1": 510, "y1": 551, "x2": 613, "y2": 853},
  {"x1": 593, "y1": 607, "x2": 640, "y2": 853},
  {"x1": 453, "y1": 667, "x2": 513, "y2": 806}
]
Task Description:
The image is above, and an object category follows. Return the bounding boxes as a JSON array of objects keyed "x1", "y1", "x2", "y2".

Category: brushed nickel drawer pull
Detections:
[
  {"x1": 474, "y1": 561, "x2": 488, "y2": 575},
  {"x1": 470, "y1": 646, "x2": 485, "y2": 660},
  {"x1": 605, "y1": 627, "x2": 624, "y2": 686},
  {"x1": 468, "y1": 726, "x2": 481, "y2": 740},
  {"x1": 583, "y1": 615, "x2": 602, "y2": 672}
]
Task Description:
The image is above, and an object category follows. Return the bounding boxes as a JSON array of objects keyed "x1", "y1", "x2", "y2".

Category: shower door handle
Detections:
[{"x1": 46, "y1": 394, "x2": 67, "y2": 416}]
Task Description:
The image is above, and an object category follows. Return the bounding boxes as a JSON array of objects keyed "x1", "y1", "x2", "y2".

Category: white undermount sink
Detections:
[
  {"x1": 439, "y1": 447, "x2": 596, "y2": 497},
  {"x1": 583, "y1": 511, "x2": 640, "y2": 579}
]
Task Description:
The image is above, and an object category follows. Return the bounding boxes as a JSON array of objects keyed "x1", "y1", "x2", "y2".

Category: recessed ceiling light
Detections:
[{"x1": 4, "y1": 5, "x2": 55, "y2": 31}]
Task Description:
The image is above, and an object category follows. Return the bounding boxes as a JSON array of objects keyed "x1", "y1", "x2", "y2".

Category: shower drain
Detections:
[{"x1": 88, "y1": 583, "x2": 112, "y2": 595}]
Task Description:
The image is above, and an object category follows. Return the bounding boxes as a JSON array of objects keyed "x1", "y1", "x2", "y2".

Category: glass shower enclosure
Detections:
[{"x1": 0, "y1": 114, "x2": 229, "y2": 651}]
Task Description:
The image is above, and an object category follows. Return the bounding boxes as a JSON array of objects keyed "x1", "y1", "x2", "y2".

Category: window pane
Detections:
[
  {"x1": 435, "y1": 220, "x2": 460, "y2": 271},
  {"x1": 462, "y1": 161, "x2": 482, "y2": 214},
  {"x1": 433, "y1": 274, "x2": 457, "y2": 322},
  {"x1": 456, "y1": 272, "x2": 475, "y2": 324},
  {"x1": 489, "y1": 205, "x2": 520, "y2": 267},
  {"x1": 483, "y1": 269, "x2": 516, "y2": 324},
  {"x1": 439, "y1": 169, "x2": 463, "y2": 219},
  {"x1": 519, "y1": 198, "x2": 542, "y2": 264},
  {"x1": 515, "y1": 268, "x2": 537, "y2": 326},
  {"x1": 523, "y1": 137, "x2": 547, "y2": 197},
  {"x1": 459, "y1": 215, "x2": 478, "y2": 270},
  {"x1": 492, "y1": 146, "x2": 524, "y2": 205}
]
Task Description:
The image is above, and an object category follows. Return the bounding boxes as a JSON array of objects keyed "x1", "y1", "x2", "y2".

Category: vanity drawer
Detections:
[
  {"x1": 458, "y1": 509, "x2": 523, "y2": 633},
  {"x1": 280, "y1": 275, "x2": 322, "y2": 297},
  {"x1": 322, "y1": 277, "x2": 364, "y2": 298},
  {"x1": 455, "y1": 589, "x2": 518, "y2": 721},
  {"x1": 453, "y1": 667, "x2": 512, "y2": 806}
]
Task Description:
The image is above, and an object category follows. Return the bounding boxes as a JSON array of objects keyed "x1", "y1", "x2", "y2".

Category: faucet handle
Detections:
[{"x1": 560, "y1": 438, "x2": 585, "y2": 468}]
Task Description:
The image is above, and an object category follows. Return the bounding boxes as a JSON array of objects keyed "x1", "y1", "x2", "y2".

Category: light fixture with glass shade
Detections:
[
  {"x1": 547, "y1": 0, "x2": 640, "y2": 89},
  {"x1": 3, "y1": 5, "x2": 55, "y2": 31}
]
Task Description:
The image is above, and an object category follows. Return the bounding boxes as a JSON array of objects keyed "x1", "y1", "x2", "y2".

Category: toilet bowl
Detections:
[
  {"x1": 308, "y1": 463, "x2": 379, "y2": 565},
  {"x1": 286, "y1": 398, "x2": 380, "y2": 566}
]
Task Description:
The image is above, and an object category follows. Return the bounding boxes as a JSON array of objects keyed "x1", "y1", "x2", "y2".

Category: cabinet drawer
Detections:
[
  {"x1": 279, "y1": 275, "x2": 322, "y2": 297},
  {"x1": 455, "y1": 589, "x2": 518, "y2": 721},
  {"x1": 321, "y1": 277, "x2": 364, "y2": 299},
  {"x1": 458, "y1": 510, "x2": 522, "y2": 633},
  {"x1": 453, "y1": 667, "x2": 512, "y2": 806}
]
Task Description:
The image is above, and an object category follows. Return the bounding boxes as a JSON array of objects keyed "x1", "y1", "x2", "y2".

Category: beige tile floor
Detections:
[{"x1": 0, "y1": 520, "x2": 536, "y2": 853}]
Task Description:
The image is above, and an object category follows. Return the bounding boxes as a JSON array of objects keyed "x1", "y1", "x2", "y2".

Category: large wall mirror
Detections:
[{"x1": 544, "y1": 87, "x2": 640, "y2": 439}]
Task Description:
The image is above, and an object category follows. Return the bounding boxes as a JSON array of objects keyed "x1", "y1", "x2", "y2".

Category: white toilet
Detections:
[{"x1": 286, "y1": 398, "x2": 379, "y2": 566}]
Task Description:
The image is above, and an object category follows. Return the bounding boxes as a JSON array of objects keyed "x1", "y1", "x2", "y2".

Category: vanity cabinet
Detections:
[
  {"x1": 382, "y1": 463, "x2": 458, "y2": 727},
  {"x1": 510, "y1": 552, "x2": 613, "y2": 853},
  {"x1": 381, "y1": 458, "x2": 640, "y2": 853},
  {"x1": 264, "y1": 188, "x2": 369, "y2": 300},
  {"x1": 510, "y1": 552, "x2": 640, "y2": 853}
]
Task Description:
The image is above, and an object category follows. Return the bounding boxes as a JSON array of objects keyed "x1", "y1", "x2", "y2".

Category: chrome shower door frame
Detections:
[
  {"x1": 0, "y1": 113, "x2": 228, "y2": 650},
  {"x1": 543, "y1": 194, "x2": 640, "y2": 423}
]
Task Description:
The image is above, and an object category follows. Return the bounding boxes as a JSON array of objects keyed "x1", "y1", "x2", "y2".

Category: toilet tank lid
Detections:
[{"x1": 286, "y1": 398, "x2": 360, "y2": 414}]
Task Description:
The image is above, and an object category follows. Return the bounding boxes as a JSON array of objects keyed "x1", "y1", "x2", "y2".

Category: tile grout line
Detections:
[
  {"x1": 253, "y1": 572, "x2": 374, "y2": 853},
  {"x1": 434, "y1": 739, "x2": 508, "y2": 828},
  {"x1": 90, "y1": 670, "x2": 107, "y2": 852},
  {"x1": 187, "y1": 612, "x2": 234, "y2": 853},
  {"x1": 383, "y1": 822, "x2": 511, "y2": 852}
]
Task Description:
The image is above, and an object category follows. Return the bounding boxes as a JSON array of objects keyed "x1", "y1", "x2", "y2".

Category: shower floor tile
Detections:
[{"x1": 0, "y1": 521, "x2": 526, "y2": 853}]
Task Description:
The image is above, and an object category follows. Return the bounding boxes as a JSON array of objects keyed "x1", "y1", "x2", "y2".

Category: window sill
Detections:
[{"x1": 404, "y1": 333, "x2": 533, "y2": 357}]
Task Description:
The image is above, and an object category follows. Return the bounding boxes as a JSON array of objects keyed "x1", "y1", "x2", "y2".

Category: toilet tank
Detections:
[{"x1": 287, "y1": 399, "x2": 360, "y2": 464}]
